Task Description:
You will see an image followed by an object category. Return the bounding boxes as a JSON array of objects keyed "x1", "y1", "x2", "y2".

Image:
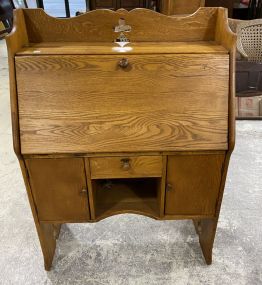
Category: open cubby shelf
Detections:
[{"x1": 92, "y1": 178, "x2": 161, "y2": 219}]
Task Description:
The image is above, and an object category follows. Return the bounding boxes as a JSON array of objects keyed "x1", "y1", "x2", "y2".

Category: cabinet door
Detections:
[
  {"x1": 25, "y1": 158, "x2": 90, "y2": 222},
  {"x1": 165, "y1": 154, "x2": 225, "y2": 216}
]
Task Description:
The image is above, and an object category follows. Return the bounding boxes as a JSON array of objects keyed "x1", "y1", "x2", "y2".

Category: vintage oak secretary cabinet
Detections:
[{"x1": 6, "y1": 7, "x2": 236, "y2": 270}]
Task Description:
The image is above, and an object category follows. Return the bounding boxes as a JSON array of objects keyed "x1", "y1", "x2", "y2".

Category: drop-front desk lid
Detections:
[{"x1": 15, "y1": 41, "x2": 229, "y2": 155}]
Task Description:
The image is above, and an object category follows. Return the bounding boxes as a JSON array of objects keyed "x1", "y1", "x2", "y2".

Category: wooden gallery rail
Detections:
[{"x1": 6, "y1": 7, "x2": 236, "y2": 270}]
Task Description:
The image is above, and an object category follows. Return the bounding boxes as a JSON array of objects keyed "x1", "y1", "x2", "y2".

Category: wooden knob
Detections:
[
  {"x1": 119, "y1": 58, "x2": 129, "y2": 68},
  {"x1": 166, "y1": 183, "x2": 173, "y2": 192},
  {"x1": 121, "y1": 158, "x2": 131, "y2": 170}
]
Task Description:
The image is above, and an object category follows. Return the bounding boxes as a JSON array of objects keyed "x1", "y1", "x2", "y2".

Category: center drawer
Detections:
[{"x1": 90, "y1": 155, "x2": 162, "y2": 179}]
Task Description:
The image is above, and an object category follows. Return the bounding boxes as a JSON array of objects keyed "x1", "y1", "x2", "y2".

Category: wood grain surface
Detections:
[
  {"x1": 25, "y1": 158, "x2": 90, "y2": 222},
  {"x1": 19, "y1": 159, "x2": 60, "y2": 270},
  {"x1": 193, "y1": 218, "x2": 218, "y2": 264},
  {"x1": 5, "y1": 6, "x2": 237, "y2": 268},
  {"x1": 215, "y1": 8, "x2": 237, "y2": 52},
  {"x1": 5, "y1": 9, "x2": 29, "y2": 158},
  {"x1": 16, "y1": 54, "x2": 229, "y2": 154},
  {"x1": 90, "y1": 155, "x2": 162, "y2": 178},
  {"x1": 21, "y1": 7, "x2": 218, "y2": 43},
  {"x1": 165, "y1": 154, "x2": 225, "y2": 215},
  {"x1": 16, "y1": 41, "x2": 228, "y2": 56}
]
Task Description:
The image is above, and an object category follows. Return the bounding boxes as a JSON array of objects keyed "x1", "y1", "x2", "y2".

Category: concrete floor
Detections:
[{"x1": 0, "y1": 39, "x2": 262, "y2": 285}]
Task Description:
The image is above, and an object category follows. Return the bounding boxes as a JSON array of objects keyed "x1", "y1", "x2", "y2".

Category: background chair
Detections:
[
  {"x1": 236, "y1": 19, "x2": 262, "y2": 62},
  {"x1": 0, "y1": 0, "x2": 15, "y2": 37},
  {"x1": 229, "y1": 18, "x2": 262, "y2": 119}
]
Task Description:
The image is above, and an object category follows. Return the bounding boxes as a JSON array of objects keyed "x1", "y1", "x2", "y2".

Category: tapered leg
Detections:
[
  {"x1": 37, "y1": 223, "x2": 61, "y2": 271},
  {"x1": 193, "y1": 218, "x2": 218, "y2": 265}
]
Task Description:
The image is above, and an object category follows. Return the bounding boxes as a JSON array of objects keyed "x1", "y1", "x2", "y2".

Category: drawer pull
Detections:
[
  {"x1": 119, "y1": 58, "x2": 129, "y2": 68},
  {"x1": 121, "y1": 158, "x2": 131, "y2": 171}
]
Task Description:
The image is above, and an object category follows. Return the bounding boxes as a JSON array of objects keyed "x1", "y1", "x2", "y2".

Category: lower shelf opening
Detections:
[{"x1": 92, "y1": 178, "x2": 160, "y2": 219}]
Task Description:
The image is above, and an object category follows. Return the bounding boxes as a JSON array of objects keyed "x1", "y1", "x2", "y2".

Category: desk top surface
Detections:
[{"x1": 16, "y1": 41, "x2": 228, "y2": 56}]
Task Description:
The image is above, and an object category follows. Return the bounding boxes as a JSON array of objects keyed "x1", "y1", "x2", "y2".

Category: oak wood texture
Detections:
[
  {"x1": 5, "y1": 11, "x2": 61, "y2": 266},
  {"x1": 193, "y1": 218, "x2": 218, "y2": 264},
  {"x1": 90, "y1": 155, "x2": 162, "y2": 179},
  {"x1": 25, "y1": 158, "x2": 90, "y2": 222},
  {"x1": 19, "y1": 159, "x2": 59, "y2": 270},
  {"x1": 16, "y1": 41, "x2": 228, "y2": 55},
  {"x1": 5, "y1": 7, "x2": 236, "y2": 269},
  {"x1": 21, "y1": 8, "x2": 218, "y2": 43},
  {"x1": 189, "y1": 10, "x2": 236, "y2": 265},
  {"x1": 215, "y1": 9, "x2": 236, "y2": 151},
  {"x1": 165, "y1": 154, "x2": 225, "y2": 215},
  {"x1": 5, "y1": 9, "x2": 29, "y2": 158},
  {"x1": 16, "y1": 54, "x2": 229, "y2": 154},
  {"x1": 160, "y1": 0, "x2": 205, "y2": 15},
  {"x1": 22, "y1": 150, "x2": 226, "y2": 159},
  {"x1": 215, "y1": 8, "x2": 237, "y2": 53}
]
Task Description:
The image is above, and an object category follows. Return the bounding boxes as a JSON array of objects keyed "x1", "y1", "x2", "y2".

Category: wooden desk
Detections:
[{"x1": 6, "y1": 7, "x2": 236, "y2": 270}]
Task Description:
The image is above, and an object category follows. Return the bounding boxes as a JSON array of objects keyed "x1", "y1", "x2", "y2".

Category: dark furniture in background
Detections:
[
  {"x1": 34, "y1": 0, "x2": 158, "y2": 17},
  {"x1": 89, "y1": 0, "x2": 159, "y2": 11},
  {"x1": 236, "y1": 61, "x2": 262, "y2": 120},
  {"x1": 205, "y1": 0, "x2": 235, "y2": 17},
  {"x1": 248, "y1": 0, "x2": 262, "y2": 19},
  {"x1": 236, "y1": 61, "x2": 262, "y2": 93},
  {"x1": 0, "y1": 0, "x2": 15, "y2": 36},
  {"x1": 233, "y1": 3, "x2": 249, "y2": 20}
]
